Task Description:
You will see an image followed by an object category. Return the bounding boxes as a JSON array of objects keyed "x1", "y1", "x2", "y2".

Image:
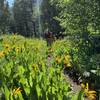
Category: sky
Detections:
[{"x1": 7, "y1": 0, "x2": 14, "y2": 6}]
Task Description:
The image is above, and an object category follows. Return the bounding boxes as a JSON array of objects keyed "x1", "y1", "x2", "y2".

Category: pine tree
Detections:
[
  {"x1": 0, "y1": 0, "x2": 10, "y2": 34},
  {"x1": 13, "y1": 0, "x2": 35, "y2": 37},
  {"x1": 41, "y1": 0, "x2": 62, "y2": 35}
]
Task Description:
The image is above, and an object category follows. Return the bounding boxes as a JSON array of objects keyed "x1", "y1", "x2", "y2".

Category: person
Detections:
[{"x1": 44, "y1": 29, "x2": 54, "y2": 46}]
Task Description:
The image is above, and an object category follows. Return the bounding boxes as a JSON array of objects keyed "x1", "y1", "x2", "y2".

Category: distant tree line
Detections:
[
  {"x1": 0, "y1": 0, "x2": 62, "y2": 37},
  {"x1": 0, "y1": 0, "x2": 100, "y2": 38}
]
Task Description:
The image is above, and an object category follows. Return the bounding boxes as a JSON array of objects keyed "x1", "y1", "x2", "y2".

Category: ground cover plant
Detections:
[
  {"x1": 0, "y1": 35, "x2": 77, "y2": 100},
  {"x1": 51, "y1": 38, "x2": 100, "y2": 100},
  {"x1": 0, "y1": 35, "x2": 99, "y2": 100}
]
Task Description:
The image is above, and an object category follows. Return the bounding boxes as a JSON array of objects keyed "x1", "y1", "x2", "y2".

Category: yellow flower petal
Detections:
[
  {"x1": 81, "y1": 83, "x2": 85, "y2": 89},
  {"x1": 56, "y1": 56, "x2": 62, "y2": 64},
  {"x1": 85, "y1": 83, "x2": 89, "y2": 91},
  {"x1": 64, "y1": 59, "x2": 68, "y2": 64},
  {"x1": 88, "y1": 90, "x2": 96, "y2": 94},
  {"x1": 88, "y1": 93, "x2": 96, "y2": 97},
  {"x1": 67, "y1": 63, "x2": 72, "y2": 67},
  {"x1": 88, "y1": 95, "x2": 96, "y2": 100},
  {"x1": 13, "y1": 87, "x2": 22, "y2": 95},
  {"x1": 15, "y1": 87, "x2": 21, "y2": 92}
]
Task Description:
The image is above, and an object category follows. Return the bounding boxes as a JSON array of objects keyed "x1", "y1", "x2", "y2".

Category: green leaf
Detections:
[
  {"x1": 18, "y1": 92, "x2": 24, "y2": 100},
  {"x1": 24, "y1": 86, "x2": 30, "y2": 95},
  {"x1": 36, "y1": 84, "x2": 42, "y2": 98},
  {"x1": 2, "y1": 85, "x2": 10, "y2": 100}
]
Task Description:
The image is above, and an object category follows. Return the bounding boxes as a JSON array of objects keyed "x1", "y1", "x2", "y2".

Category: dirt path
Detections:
[
  {"x1": 47, "y1": 54, "x2": 81, "y2": 93},
  {"x1": 64, "y1": 75, "x2": 81, "y2": 93},
  {"x1": 46, "y1": 52, "x2": 89, "y2": 100}
]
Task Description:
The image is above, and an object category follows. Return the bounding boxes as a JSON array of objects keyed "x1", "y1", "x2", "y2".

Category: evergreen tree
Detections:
[
  {"x1": 41, "y1": 0, "x2": 62, "y2": 36},
  {"x1": 0, "y1": 0, "x2": 10, "y2": 34},
  {"x1": 13, "y1": 0, "x2": 35, "y2": 37}
]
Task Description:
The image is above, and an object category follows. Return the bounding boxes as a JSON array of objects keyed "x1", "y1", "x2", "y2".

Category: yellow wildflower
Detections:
[
  {"x1": 56, "y1": 56, "x2": 62, "y2": 64},
  {"x1": 84, "y1": 83, "x2": 89, "y2": 92},
  {"x1": 64, "y1": 59, "x2": 68, "y2": 65},
  {"x1": 32, "y1": 64, "x2": 38, "y2": 71},
  {"x1": 82, "y1": 83, "x2": 96, "y2": 100},
  {"x1": 3, "y1": 43, "x2": 11, "y2": 53},
  {"x1": 4, "y1": 44, "x2": 10, "y2": 49},
  {"x1": 64, "y1": 55, "x2": 70, "y2": 64},
  {"x1": 67, "y1": 63, "x2": 72, "y2": 67},
  {"x1": 16, "y1": 47, "x2": 20, "y2": 53},
  {"x1": 64, "y1": 55, "x2": 72, "y2": 68},
  {"x1": 0, "y1": 51, "x2": 4, "y2": 58},
  {"x1": 64, "y1": 55, "x2": 70, "y2": 60},
  {"x1": 13, "y1": 87, "x2": 22, "y2": 95}
]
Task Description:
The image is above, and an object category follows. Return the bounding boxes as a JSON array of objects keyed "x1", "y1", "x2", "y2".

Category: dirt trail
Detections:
[
  {"x1": 46, "y1": 52, "x2": 89, "y2": 100},
  {"x1": 47, "y1": 54, "x2": 81, "y2": 93},
  {"x1": 65, "y1": 75, "x2": 81, "y2": 93}
]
